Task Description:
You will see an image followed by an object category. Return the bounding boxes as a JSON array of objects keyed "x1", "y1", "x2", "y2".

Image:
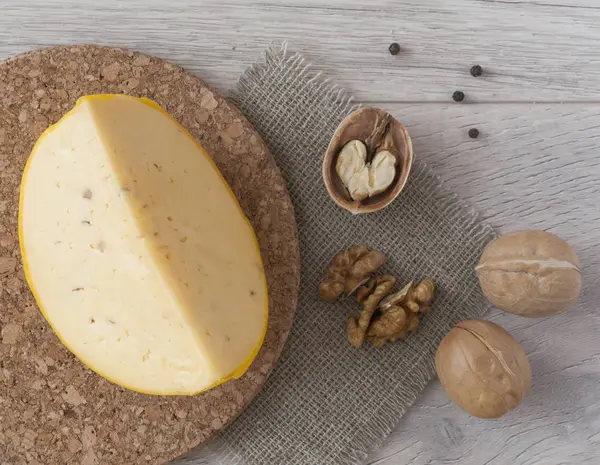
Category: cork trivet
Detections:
[{"x1": 0, "y1": 46, "x2": 299, "y2": 465}]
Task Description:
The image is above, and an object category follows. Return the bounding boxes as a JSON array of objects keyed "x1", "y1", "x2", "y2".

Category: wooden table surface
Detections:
[{"x1": 1, "y1": 1, "x2": 599, "y2": 464}]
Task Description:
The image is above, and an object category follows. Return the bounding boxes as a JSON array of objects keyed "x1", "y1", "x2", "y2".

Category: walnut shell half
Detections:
[{"x1": 323, "y1": 108, "x2": 414, "y2": 214}]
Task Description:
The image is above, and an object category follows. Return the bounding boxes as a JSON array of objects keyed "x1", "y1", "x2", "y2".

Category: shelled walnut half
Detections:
[
  {"x1": 348, "y1": 275, "x2": 396, "y2": 348},
  {"x1": 319, "y1": 245, "x2": 386, "y2": 301},
  {"x1": 323, "y1": 108, "x2": 414, "y2": 214},
  {"x1": 350, "y1": 277, "x2": 436, "y2": 348}
]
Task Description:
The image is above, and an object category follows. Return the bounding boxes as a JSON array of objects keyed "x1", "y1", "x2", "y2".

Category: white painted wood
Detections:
[
  {"x1": 2, "y1": 0, "x2": 600, "y2": 102},
  {"x1": 1, "y1": 1, "x2": 599, "y2": 464},
  {"x1": 368, "y1": 103, "x2": 600, "y2": 465}
]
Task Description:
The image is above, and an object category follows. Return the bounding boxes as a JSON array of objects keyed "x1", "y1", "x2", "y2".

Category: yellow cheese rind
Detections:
[{"x1": 19, "y1": 95, "x2": 268, "y2": 395}]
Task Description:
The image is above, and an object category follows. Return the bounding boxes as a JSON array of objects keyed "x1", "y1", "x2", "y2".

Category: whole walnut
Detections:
[
  {"x1": 476, "y1": 230, "x2": 582, "y2": 318},
  {"x1": 435, "y1": 320, "x2": 532, "y2": 419}
]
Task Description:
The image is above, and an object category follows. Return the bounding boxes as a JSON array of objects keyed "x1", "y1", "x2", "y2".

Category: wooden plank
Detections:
[
  {"x1": 368, "y1": 102, "x2": 600, "y2": 465},
  {"x1": 1, "y1": 0, "x2": 600, "y2": 102},
  {"x1": 1, "y1": 2, "x2": 599, "y2": 463},
  {"x1": 388, "y1": 103, "x2": 600, "y2": 242}
]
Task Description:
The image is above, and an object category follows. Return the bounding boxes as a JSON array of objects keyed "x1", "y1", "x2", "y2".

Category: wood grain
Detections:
[
  {"x1": 1, "y1": 1, "x2": 599, "y2": 464},
  {"x1": 2, "y1": 0, "x2": 600, "y2": 103},
  {"x1": 367, "y1": 103, "x2": 600, "y2": 465}
]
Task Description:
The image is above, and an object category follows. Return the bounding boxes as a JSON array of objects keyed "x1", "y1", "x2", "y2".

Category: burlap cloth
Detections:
[{"x1": 180, "y1": 44, "x2": 496, "y2": 465}]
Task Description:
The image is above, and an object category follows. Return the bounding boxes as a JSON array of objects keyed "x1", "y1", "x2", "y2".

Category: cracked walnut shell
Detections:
[{"x1": 323, "y1": 108, "x2": 414, "y2": 214}]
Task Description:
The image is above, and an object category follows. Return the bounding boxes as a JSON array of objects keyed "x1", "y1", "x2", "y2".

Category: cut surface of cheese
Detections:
[{"x1": 19, "y1": 95, "x2": 268, "y2": 395}]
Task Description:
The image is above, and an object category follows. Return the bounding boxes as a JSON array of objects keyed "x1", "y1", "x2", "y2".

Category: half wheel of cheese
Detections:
[{"x1": 19, "y1": 95, "x2": 268, "y2": 396}]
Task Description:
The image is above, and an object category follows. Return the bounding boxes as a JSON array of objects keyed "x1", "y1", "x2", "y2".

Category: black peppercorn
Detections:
[
  {"x1": 452, "y1": 91, "x2": 465, "y2": 102},
  {"x1": 470, "y1": 65, "x2": 483, "y2": 77},
  {"x1": 388, "y1": 43, "x2": 401, "y2": 56},
  {"x1": 468, "y1": 128, "x2": 480, "y2": 139}
]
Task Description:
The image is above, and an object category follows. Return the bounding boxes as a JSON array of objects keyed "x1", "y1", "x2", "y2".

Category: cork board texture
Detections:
[{"x1": 0, "y1": 45, "x2": 300, "y2": 465}]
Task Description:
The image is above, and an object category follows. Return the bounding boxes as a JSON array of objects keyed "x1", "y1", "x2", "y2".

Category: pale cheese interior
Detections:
[{"x1": 20, "y1": 95, "x2": 267, "y2": 395}]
